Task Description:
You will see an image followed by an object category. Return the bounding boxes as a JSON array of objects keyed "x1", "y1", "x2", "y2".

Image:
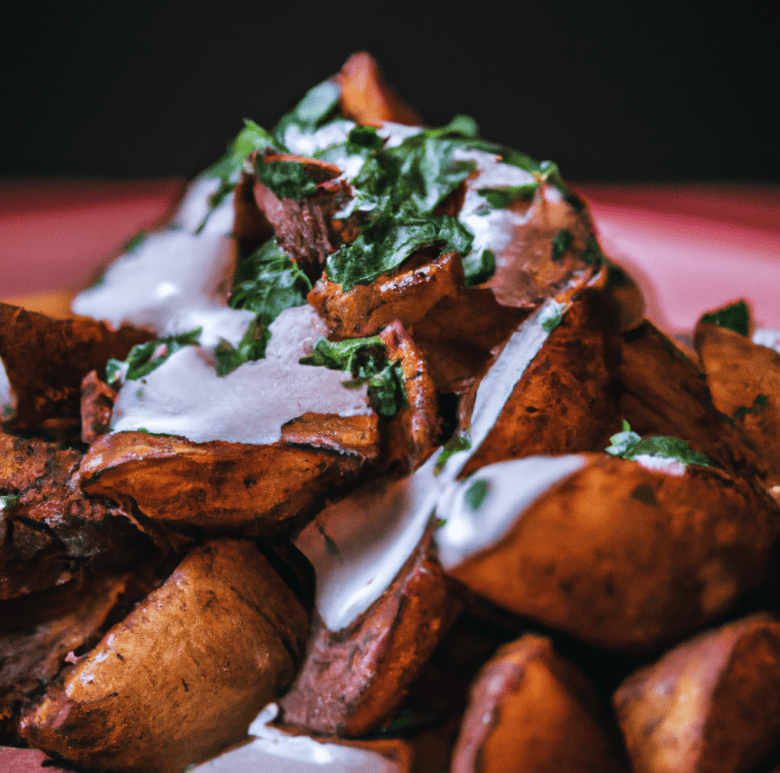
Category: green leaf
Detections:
[
  {"x1": 300, "y1": 335, "x2": 408, "y2": 417},
  {"x1": 434, "y1": 429, "x2": 472, "y2": 476},
  {"x1": 422, "y1": 114, "x2": 480, "y2": 139},
  {"x1": 273, "y1": 78, "x2": 342, "y2": 143},
  {"x1": 0, "y1": 494, "x2": 20, "y2": 510},
  {"x1": 462, "y1": 249, "x2": 495, "y2": 288},
  {"x1": 551, "y1": 228, "x2": 573, "y2": 260},
  {"x1": 254, "y1": 157, "x2": 319, "y2": 199},
  {"x1": 213, "y1": 318, "x2": 268, "y2": 376},
  {"x1": 538, "y1": 300, "x2": 568, "y2": 333},
  {"x1": 476, "y1": 183, "x2": 539, "y2": 208},
  {"x1": 107, "y1": 328, "x2": 202, "y2": 384},
  {"x1": 604, "y1": 420, "x2": 715, "y2": 468},
  {"x1": 701, "y1": 300, "x2": 750, "y2": 337},
  {"x1": 463, "y1": 477, "x2": 490, "y2": 512},
  {"x1": 326, "y1": 213, "x2": 473, "y2": 291}
]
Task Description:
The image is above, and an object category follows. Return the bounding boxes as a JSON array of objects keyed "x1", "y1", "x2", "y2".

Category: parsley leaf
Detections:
[
  {"x1": 218, "y1": 237, "x2": 310, "y2": 373},
  {"x1": 106, "y1": 329, "x2": 202, "y2": 385},
  {"x1": 476, "y1": 183, "x2": 539, "y2": 208},
  {"x1": 463, "y1": 477, "x2": 490, "y2": 512},
  {"x1": 300, "y1": 336, "x2": 408, "y2": 417},
  {"x1": 273, "y1": 78, "x2": 342, "y2": 145},
  {"x1": 701, "y1": 300, "x2": 750, "y2": 337},
  {"x1": 605, "y1": 420, "x2": 715, "y2": 468},
  {"x1": 326, "y1": 213, "x2": 473, "y2": 291},
  {"x1": 434, "y1": 429, "x2": 472, "y2": 475},
  {"x1": 462, "y1": 248, "x2": 495, "y2": 288},
  {"x1": 254, "y1": 158, "x2": 319, "y2": 199},
  {"x1": 538, "y1": 300, "x2": 568, "y2": 332},
  {"x1": 0, "y1": 494, "x2": 20, "y2": 510},
  {"x1": 551, "y1": 228, "x2": 573, "y2": 260}
]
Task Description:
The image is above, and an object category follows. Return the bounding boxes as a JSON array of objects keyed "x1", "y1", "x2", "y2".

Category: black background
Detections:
[{"x1": 2, "y1": 2, "x2": 777, "y2": 183}]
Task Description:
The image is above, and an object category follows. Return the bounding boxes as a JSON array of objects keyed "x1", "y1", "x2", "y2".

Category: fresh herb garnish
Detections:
[
  {"x1": 605, "y1": 420, "x2": 715, "y2": 468},
  {"x1": 106, "y1": 328, "x2": 202, "y2": 385},
  {"x1": 551, "y1": 228, "x2": 573, "y2": 260},
  {"x1": 732, "y1": 393, "x2": 769, "y2": 421},
  {"x1": 254, "y1": 158, "x2": 319, "y2": 199},
  {"x1": 701, "y1": 300, "x2": 750, "y2": 337},
  {"x1": 434, "y1": 429, "x2": 472, "y2": 475},
  {"x1": 218, "y1": 237, "x2": 311, "y2": 373},
  {"x1": 463, "y1": 477, "x2": 490, "y2": 512},
  {"x1": 476, "y1": 183, "x2": 539, "y2": 208},
  {"x1": 273, "y1": 78, "x2": 342, "y2": 146},
  {"x1": 300, "y1": 335, "x2": 408, "y2": 417},
  {"x1": 538, "y1": 300, "x2": 568, "y2": 333},
  {"x1": 0, "y1": 494, "x2": 20, "y2": 510},
  {"x1": 199, "y1": 119, "x2": 284, "y2": 223},
  {"x1": 462, "y1": 248, "x2": 495, "y2": 288},
  {"x1": 326, "y1": 212, "x2": 473, "y2": 291}
]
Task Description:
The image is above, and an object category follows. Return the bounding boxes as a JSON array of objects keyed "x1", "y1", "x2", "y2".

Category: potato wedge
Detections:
[
  {"x1": 280, "y1": 529, "x2": 461, "y2": 738},
  {"x1": 78, "y1": 427, "x2": 372, "y2": 537},
  {"x1": 460, "y1": 287, "x2": 619, "y2": 477},
  {"x1": 442, "y1": 453, "x2": 780, "y2": 654},
  {"x1": 619, "y1": 320, "x2": 765, "y2": 480},
  {"x1": 451, "y1": 633, "x2": 628, "y2": 773},
  {"x1": 694, "y1": 320, "x2": 780, "y2": 486},
  {"x1": 613, "y1": 612, "x2": 780, "y2": 773},
  {"x1": 0, "y1": 303, "x2": 151, "y2": 430},
  {"x1": 337, "y1": 51, "x2": 422, "y2": 128},
  {"x1": 20, "y1": 538, "x2": 311, "y2": 773}
]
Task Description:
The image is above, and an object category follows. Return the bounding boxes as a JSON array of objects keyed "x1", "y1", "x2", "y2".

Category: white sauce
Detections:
[
  {"x1": 633, "y1": 453, "x2": 687, "y2": 477},
  {"x1": 296, "y1": 300, "x2": 564, "y2": 631},
  {"x1": 71, "y1": 224, "x2": 252, "y2": 348},
  {"x1": 190, "y1": 704, "x2": 399, "y2": 773},
  {"x1": 110, "y1": 306, "x2": 371, "y2": 445},
  {"x1": 753, "y1": 327, "x2": 780, "y2": 354},
  {"x1": 436, "y1": 455, "x2": 587, "y2": 571},
  {"x1": 0, "y1": 357, "x2": 16, "y2": 421}
]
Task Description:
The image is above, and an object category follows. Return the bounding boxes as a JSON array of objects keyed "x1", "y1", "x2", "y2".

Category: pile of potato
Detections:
[{"x1": 2, "y1": 54, "x2": 780, "y2": 773}]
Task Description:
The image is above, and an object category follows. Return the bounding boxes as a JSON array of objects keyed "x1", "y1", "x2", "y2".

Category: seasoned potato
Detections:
[
  {"x1": 20, "y1": 538, "x2": 312, "y2": 773},
  {"x1": 450, "y1": 633, "x2": 628, "y2": 773},
  {"x1": 613, "y1": 612, "x2": 780, "y2": 773},
  {"x1": 444, "y1": 453, "x2": 780, "y2": 654}
]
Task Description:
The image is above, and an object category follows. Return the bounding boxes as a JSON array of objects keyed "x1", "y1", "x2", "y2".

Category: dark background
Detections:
[{"x1": 2, "y1": 2, "x2": 777, "y2": 183}]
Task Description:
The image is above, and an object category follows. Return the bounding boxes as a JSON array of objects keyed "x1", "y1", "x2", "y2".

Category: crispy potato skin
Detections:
[
  {"x1": 460, "y1": 288, "x2": 619, "y2": 477},
  {"x1": 451, "y1": 633, "x2": 628, "y2": 773},
  {"x1": 695, "y1": 321, "x2": 780, "y2": 486},
  {"x1": 0, "y1": 303, "x2": 151, "y2": 430},
  {"x1": 613, "y1": 613, "x2": 780, "y2": 773},
  {"x1": 20, "y1": 539, "x2": 311, "y2": 773},
  {"x1": 78, "y1": 430, "x2": 370, "y2": 536},
  {"x1": 448, "y1": 454, "x2": 780, "y2": 654},
  {"x1": 280, "y1": 532, "x2": 461, "y2": 738}
]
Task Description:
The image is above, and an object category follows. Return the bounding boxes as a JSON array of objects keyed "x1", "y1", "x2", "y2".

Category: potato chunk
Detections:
[
  {"x1": 20, "y1": 539, "x2": 311, "y2": 773},
  {"x1": 613, "y1": 612, "x2": 780, "y2": 773}
]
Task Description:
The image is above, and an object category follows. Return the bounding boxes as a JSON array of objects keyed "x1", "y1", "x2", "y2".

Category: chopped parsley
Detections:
[
  {"x1": 463, "y1": 477, "x2": 490, "y2": 511},
  {"x1": 0, "y1": 494, "x2": 20, "y2": 511},
  {"x1": 605, "y1": 420, "x2": 715, "y2": 468},
  {"x1": 701, "y1": 300, "x2": 750, "y2": 337},
  {"x1": 273, "y1": 78, "x2": 342, "y2": 145},
  {"x1": 106, "y1": 328, "x2": 202, "y2": 385},
  {"x1": 538, "y1": 300, "x2": 568, "y2": 332},
  {"x1": 300, "y1": 335, "x2": 408, "y2": 417},
  {"x1": 253, "y1": 158, "x2": 319, "y2": 199},
  {"x1": 434, "y1": 428, "x2": 472, "y2": 475},
  {"x1": 551, "y1": 228, "x2": 573, "y2": 260},
  {"x1": 476, "y1": 183, "x2": 539, "y2": 208},
  {"x1": 217, "y1": 237, "x2": 311, "y2": 374}
]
